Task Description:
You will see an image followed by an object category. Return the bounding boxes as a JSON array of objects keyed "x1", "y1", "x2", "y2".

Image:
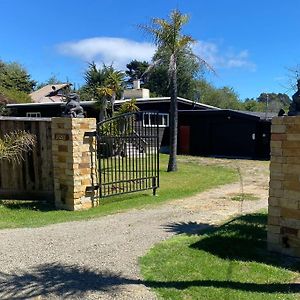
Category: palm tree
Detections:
[
  {"x1": 140, "y1": 9, "x2": 211, "y2": 172},
  {"x1": 96, "y1": 86, "x2": 111, "y2": 122},
  {"x1": 104, "y1": 70, "x2": 125, "y2": 115},
  {"x1": 84, "y1": 62, "x2": 107, "y2": 88},
  {"x1": 82, "y1": 62, "x2": 124, "y2": 121},
  {"x1": 0, "y1": 131, "x2": 36, "y2": 163}
]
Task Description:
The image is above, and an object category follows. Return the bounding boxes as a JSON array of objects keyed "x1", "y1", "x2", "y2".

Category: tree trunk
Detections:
[
  {"x1": 98, "y1": 98, "x2": 107, "y2": 122},
  {"x1": 167, "y1": 69, "x2": 178, "y2": 172},
  {"x1": 99, "y1": 109, "x2": 105, "y2": 123},
  {"x1": 111, "y1": 93, "x2": 116, "y2": 117}
]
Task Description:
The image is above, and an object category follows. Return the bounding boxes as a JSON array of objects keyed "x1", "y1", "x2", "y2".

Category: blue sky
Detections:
[{"x1": 0, "y1": 0, "x2": 299, "y2": 100}]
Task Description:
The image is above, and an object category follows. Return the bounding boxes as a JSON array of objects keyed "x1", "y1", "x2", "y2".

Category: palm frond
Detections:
[
  {"x1": 140, "y1": 59, "x2": 163, "y2": 78},
  {"x1": 189, "y1": 53, "x2": 216, "y2": 75},
  {"x1": 176, "y1": 35, "x2": 196, "y2": 49},
  {"x1": 97, "y1": 86, "x2": 113, "y2": 97}
]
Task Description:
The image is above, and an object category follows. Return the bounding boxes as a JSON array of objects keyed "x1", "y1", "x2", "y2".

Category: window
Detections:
[
  {"x1": 143, "y1": 113, "x2": 169, "y2": 127},
  {"x1": 26, "y1": 112, "x2": 41, "y2": 117}
]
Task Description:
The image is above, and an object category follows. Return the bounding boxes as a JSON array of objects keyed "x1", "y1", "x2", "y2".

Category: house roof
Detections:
[
  {"x1": 179, "y1": 109, "x2": 274, "y2": 121},
  {"x1": 29, "y1": 83, "x2": 71, "y2": 103},
  {"x1": 114, "y1": 97, "x2": 219, "y2": 110},
  {"x1": 233, "y1": 110, "x2": 277, "y2": 120},
  {"x1": 7, "y1": 96, "x2": 220, "y2": 110}
]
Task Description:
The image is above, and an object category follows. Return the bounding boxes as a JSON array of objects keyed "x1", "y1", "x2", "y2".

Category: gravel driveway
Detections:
[{"x1": 0, "y1": 158, "x2": 269, "y2": 299}]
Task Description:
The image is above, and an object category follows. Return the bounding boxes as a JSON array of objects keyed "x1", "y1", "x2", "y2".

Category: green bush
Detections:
[{"x1": 0, "y1": 86, "x2": 31, "y2": 103}]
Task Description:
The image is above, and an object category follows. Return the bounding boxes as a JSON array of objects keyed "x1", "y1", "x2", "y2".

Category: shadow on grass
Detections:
[
  {"x1": 163, "y1": 213, "x2": 267, "y2": 236},
  {"x1": 145, "y1": 280, "x2": 300, "y2": 294},
  {"x1": 0, "y1": 200, "x2": 55, "y2": 212},
  {"x1": 163, "y1": 221, "x2": 216, "y2": 235},
  {"x1": 164, "y1": 213, "x2": 300, "y2": 272},
  {"x1": 189, "y1": 213, "x2": 300, "y2": 272},
  {"x1": 0, "y1": 262, "x2": 299, "y2": 299}
]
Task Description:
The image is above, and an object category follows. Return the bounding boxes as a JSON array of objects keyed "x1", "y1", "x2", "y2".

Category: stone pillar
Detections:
[
  {"x1": 51, "y1": 118, "x2": 98, "y2": 210},
  {"x1": 268, "y1": 116, "x2": 300, "y2": 257}
]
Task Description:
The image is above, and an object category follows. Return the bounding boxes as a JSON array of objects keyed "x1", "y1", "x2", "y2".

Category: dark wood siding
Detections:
[
  {"x1": 0, "y1": 118, "x2": 54, "y2": 200},
  {"x1": 179, "y1": 110, "x2": 271, "y2": 159}
]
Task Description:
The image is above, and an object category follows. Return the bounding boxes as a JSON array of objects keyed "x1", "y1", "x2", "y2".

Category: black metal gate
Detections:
[{"x1": 96, "y1": 112, "x2": 159, "y2": 198}]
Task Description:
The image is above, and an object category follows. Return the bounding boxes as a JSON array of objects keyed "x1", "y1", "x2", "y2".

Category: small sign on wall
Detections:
[{"x1": 55, "y1": 133, "x2": 69, "y2": 141}]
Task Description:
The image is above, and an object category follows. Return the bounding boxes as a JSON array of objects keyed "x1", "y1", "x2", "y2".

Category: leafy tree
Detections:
[
  {"x1": 0, "y1": 86, "x2": 31, "y2": 104},
  {"x1": 257, "y1": 93, "x2": 291, "y2": 106},
  {"x1": 125, "y1": 60, "x2": 149, "y2": 85},
  {"x1": 103, "y1": 70, "x2": 125, "y2": 114},
  {"x1": 0, "y1": 60, "x2": 34, "y2": 105},
  {"x1": 0, "y1": 60, "x2": 36, "y2": 93},
  {"x1": 243, "y1": 98, "x2": 265, "y2": 112},
  {"x1": 146, "y1": 47, "x2": 201, "y2": 99},
  {"x1": 0, "y1": 104, "x2": 7, "y2": 115},
  {"x1": 80, "y1": 62, "x2": 125, "y2": 121},
  {"x1": 257, "y1": 92, "x2": 291, "y2": 113},
  {"x1": 79, "y1": 62, "x2": 110, "y2": 120},
  {"x1": 0, "y1": 131, "x2": 36, "y2": 163},
  {"x1": 217, "y1": 87, "x2": 242, "y2": 110},
  {"x1": 117, "y1": 98, "x2": 140, "y2": 115},
  {"x1": 35, "y1": 75, "x2": 63, "y2": 90},
  {"x1": 195, "y1": 80, "x2": 241, "y2": 110},
  {"x1": 83, "y1": 62, "x2": 108, "y2": 89},
  {"x1": 140, "y1": 9, "x2": 209, "y2": 172},
  {"x1": 125, "y1": 49, "x2": 202, "y2": 100},
  {"x1": 285, "y1": 64, "x2": 300, "y2": 93}
]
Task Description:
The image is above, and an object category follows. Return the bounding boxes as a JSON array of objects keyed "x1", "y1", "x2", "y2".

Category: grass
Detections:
[
  {"x1": 140, "y1": 212, "x2": 300, "y2": 300},
  {"x1": 230, "y1": 193, "x2": 259, "y2": 201},
  {"x1": 0, "y1": 154, "x2": 237, "y2": 229}
]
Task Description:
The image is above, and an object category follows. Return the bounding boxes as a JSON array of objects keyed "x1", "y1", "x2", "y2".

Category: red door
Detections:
[{"x1": 179, "y1": 126, "x2": 190, "y2": 154}]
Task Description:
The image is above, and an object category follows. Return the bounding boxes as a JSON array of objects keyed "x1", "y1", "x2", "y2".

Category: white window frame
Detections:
[
  {"x1": 26, "y1": 112, "x2": 41, "y2": 117},
  {"x1": 143, "y1": 113, "x2": 169, "y2": 127}
]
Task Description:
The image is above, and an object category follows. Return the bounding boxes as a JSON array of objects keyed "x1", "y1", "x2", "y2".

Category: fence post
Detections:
[
  {"x1": 268, "y1": 116, "x2": 300, "y2": 257},
  {"x1": 51, "y1": 117, "x2": 97, "y2": 210}
]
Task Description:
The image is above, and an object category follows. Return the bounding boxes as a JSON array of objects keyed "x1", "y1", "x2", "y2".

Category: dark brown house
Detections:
[
  {"x1": 6, "y1": 94, "x2": 272, "y2": 159},
  {"x1": 6, "y1": 96, "x2": 216, "y2": 118},
  {"x1": 178, "y1": 110, "x2": 273, "y2": 159}
]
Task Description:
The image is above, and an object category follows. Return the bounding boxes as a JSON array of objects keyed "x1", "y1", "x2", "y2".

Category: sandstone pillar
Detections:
[
  {"x1": 51, "y1": 118, "x2": 98, "y2": 210},
  {"x1": 268, "y1": 116, "x2": 300, "y2": 257}
]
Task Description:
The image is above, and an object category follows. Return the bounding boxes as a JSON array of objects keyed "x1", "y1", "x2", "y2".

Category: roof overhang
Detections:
[
  {"x1": 178, "y1": 109, "x2": 272, "y2": 122},
  {"x1": 7, "y1": 96, "x2": 220, "y2": 110}
]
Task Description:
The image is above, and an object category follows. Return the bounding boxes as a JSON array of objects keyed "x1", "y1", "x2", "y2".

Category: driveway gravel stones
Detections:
[{"x1": 0, "y1": 158, "x2": 269, "y2": 299}]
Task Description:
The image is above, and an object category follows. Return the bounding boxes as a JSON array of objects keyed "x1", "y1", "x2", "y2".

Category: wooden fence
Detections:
[{"x1": 0, "y1": 117, "x2": 54, "y2": 201}]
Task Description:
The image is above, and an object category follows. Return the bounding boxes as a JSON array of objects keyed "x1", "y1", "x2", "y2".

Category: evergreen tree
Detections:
[{"x1": 0, "y1": 60, "x2": 36, "y2": 93}]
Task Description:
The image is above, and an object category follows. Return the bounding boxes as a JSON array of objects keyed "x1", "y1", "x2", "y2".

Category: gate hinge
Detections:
[
  {"x1": 85, "y1": 185, "x2": 99, "y2": 192},
  {"x1": 84, "y1": 131, "x2": 97, "y2": 137}
]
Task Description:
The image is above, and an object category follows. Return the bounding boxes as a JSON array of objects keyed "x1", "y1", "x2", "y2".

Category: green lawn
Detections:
[
  {"x1": 140, "y1": 212, "x2": 300, "y2": 300},
  {"x1": 0, "y1": 154, "x2": 237, "y2": 229}
]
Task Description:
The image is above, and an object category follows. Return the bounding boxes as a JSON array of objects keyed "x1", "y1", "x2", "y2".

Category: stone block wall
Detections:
[
  {"x1": 51, "y1": 118, "x2": 98, "y2": 210},
  {"x1": 268, "y1": 116, "x2": 300, "y2": 257}
]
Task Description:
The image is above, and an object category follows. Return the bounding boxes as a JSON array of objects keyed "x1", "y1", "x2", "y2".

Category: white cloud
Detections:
[
  {"x1": 57, "y1": 37, "x2": 156, "y2": 70},
  {"x1": 193, "y1": 41, "x2": 256, "y2": 71},
  {"x1": 57, "y1": 36, "x2": 256, "y2": 72}
]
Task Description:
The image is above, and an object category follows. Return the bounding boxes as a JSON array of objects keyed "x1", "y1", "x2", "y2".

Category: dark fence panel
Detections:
[{"x1": 0, "y1": 117, "x2": 54, "y2": 201}]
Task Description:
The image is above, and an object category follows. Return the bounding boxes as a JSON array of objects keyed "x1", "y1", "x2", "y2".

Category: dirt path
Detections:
[{"x1": 0, "y1": 158, "x2": 269, "y2": 300}]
